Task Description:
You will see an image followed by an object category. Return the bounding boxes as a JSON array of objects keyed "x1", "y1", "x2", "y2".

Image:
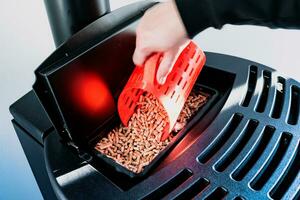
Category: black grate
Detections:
[
  {"x1": 232, "y1": 125, "x2": 275, "y2": 181},
  {"x1": 250, "y1": 132, "x2": 292, "y2": 190},
  {"x1": 214, "y1": 119, "x2": 259, "y2": 172},
  {"x1": 129, "y1": 61, "x2": 300, "y2": 200},
  {"x1": 123, "y1": 61, "x2": 299, "y2": 199},
  {"x1": 197, "y1": 114, "x2": 244, "y2": 164}
]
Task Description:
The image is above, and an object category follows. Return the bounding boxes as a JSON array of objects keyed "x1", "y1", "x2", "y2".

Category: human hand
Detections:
[{"x1": 133, "y1": 1, "x2": 188, "y2": 84}]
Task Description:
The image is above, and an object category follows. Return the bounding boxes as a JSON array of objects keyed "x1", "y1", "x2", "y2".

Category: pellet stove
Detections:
[{"x1": 10, "y1": 1, "x2": 300, "y2": 199}]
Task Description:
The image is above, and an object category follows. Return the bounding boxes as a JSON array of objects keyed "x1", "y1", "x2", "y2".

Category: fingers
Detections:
[
  {"x1": 156, "y1": 39, "x2": 190, "y2": 84},
  {"x1": 133, "y1": 31, "x2": 153, "y2": 67},
  {"x1": 133, "y1": 47, "x2": 151, "y2": 67},
  {"x1": 156, "y1": 50, "x2": 176, "y2": 84}
]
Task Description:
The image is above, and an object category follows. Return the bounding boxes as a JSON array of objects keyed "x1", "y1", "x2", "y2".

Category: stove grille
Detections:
[
  {"x1": 127, "y1": 63, "x2": 300, "y2": 200},
  {"x1": 232, "y1": 125, "x2": 275, "y2": 181},
  {"x1": 197, "y1": 113, "x2": 244, "y2": 164}
]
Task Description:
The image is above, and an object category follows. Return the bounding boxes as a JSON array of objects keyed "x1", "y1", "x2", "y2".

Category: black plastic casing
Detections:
[{"x1": 33, "y1": 1, "x2": 156, "y2": 150}]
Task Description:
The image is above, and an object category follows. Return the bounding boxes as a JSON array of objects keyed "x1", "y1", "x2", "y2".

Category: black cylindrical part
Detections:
[{"x1": 44, "y1": 0, "x2": 110, "y2": 47}]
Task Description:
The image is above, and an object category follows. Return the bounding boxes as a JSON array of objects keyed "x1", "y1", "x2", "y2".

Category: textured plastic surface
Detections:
[{"x1": 118, "y1": 41, "x2": 206, "y2": 140}]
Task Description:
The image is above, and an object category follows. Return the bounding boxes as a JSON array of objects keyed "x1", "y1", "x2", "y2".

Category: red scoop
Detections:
[{"x1": 118, "y1": 41, "x2": 206, "y2": 141}]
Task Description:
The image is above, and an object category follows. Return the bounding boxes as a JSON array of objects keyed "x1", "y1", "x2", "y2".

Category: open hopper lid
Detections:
[{"x1": 32, "y1": 1, "x2": 156, "y2": 147}]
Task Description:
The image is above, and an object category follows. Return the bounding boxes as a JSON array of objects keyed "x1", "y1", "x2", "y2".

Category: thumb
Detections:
[
  {"x1": 133, "y1": 46, "x2": 152, "y2": 67},
  {"x1": 156, "y1": 50, "x2": 176, "y2": 84}
]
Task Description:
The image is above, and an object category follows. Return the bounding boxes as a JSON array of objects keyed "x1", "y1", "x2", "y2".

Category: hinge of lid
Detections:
[
  {"x1": 62, "y1": 125, "x2": 73, "y2": 140},
  {"x1": 67, "y1": 141, "x2": 93, "y2": 163},
  {"x1": 78, "y1": 151, "x2": 93, "y2": 163},
  {"x1": 62, "y1": 126, "x2": 93, "y2": 163}
]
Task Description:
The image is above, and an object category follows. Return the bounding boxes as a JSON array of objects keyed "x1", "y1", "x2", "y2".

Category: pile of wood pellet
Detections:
[
  {"x1": 95, "y1": 90, "x2": 209, "y2": 174},
  {"x1": 173, "y1": 91, "x2": 209, "y2": 132}
]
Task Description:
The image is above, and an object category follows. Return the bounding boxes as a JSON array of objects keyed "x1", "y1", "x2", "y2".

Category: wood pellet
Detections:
[
  {"x1": 95, "y1": 90, "x2": 209, "y2": 174},
  {"x1": 173, "y1": 91, "x2": 209, "y2": 132}
]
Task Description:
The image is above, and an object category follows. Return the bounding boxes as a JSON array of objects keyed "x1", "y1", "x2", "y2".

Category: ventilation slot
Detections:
[
  {"x1": 287, "y1": 86, "x2": 300, "y2": 125},
  {"x1": 242, "y1": 65, "x2": 258, "y2": 107},
  {"x1": 270, "y1": 77, "x2": 285, "y2": 119},
  {"x1": 142, "y1": 169, "x2": 192, "y2": 200},
  {"x1": 234, "y1": 196, "x2": 245, "y2": 200},
  {"x1": 232, "y1": 126, "x2": 275, "y2": 181},
  {"x1": 198, "y1": 114, "x2": 243, "y2": 164},
  {"x1": 256, "y1": 70, "x2": 271, "y2": 113},
  {"x1": 250, "y1": 132, "x2": 292, "y2": 190},
  {"x1": 189, "y1": 67, "x2": 194, "y2": 76},
  {"x1": 195, "y1": 54, "x2": 201, "y2": 63},
  {"x1": 215, "y1": 120, "x2": 259, "y2": 172},
  {"x1": 164, "y1": 86, "x2": 170, "y2": 95},
  {"x1": 174, "y1": 178, "x2": 209, "y2": 200},
  {"x1": 270, "y1": 142, "x2": 299, "y2": 200},
  {"x1": 204, "y1": 187, "x2": 228, "y2": 200}
]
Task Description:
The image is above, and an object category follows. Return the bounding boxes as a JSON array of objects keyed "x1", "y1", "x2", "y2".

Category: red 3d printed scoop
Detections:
[{"x1": 118, "y1": 41, "x2": 206, "y2": 141}]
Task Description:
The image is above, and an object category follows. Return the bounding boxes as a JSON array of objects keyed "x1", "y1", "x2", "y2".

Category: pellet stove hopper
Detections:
[{"x1": 10, "y1": 1, "x2": 300, "y2": 200}]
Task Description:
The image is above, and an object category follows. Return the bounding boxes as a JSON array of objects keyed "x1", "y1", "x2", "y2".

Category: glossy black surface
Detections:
[
  {"x1": 44, "y1": 0, "x2": 110, "y2": 46},
  {"x1": 9, "y1": 91, "x2": 53, "y2": 144}
]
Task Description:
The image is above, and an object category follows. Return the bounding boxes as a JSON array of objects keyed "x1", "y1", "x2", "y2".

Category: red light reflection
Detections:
[{"x1": 71, "y1": 72, "x2": 115, "y2": 116}]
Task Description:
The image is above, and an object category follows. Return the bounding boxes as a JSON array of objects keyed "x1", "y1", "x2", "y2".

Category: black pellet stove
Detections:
[{"x1": 10, "y1": 1, "x2": 300, "y2": 199}]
